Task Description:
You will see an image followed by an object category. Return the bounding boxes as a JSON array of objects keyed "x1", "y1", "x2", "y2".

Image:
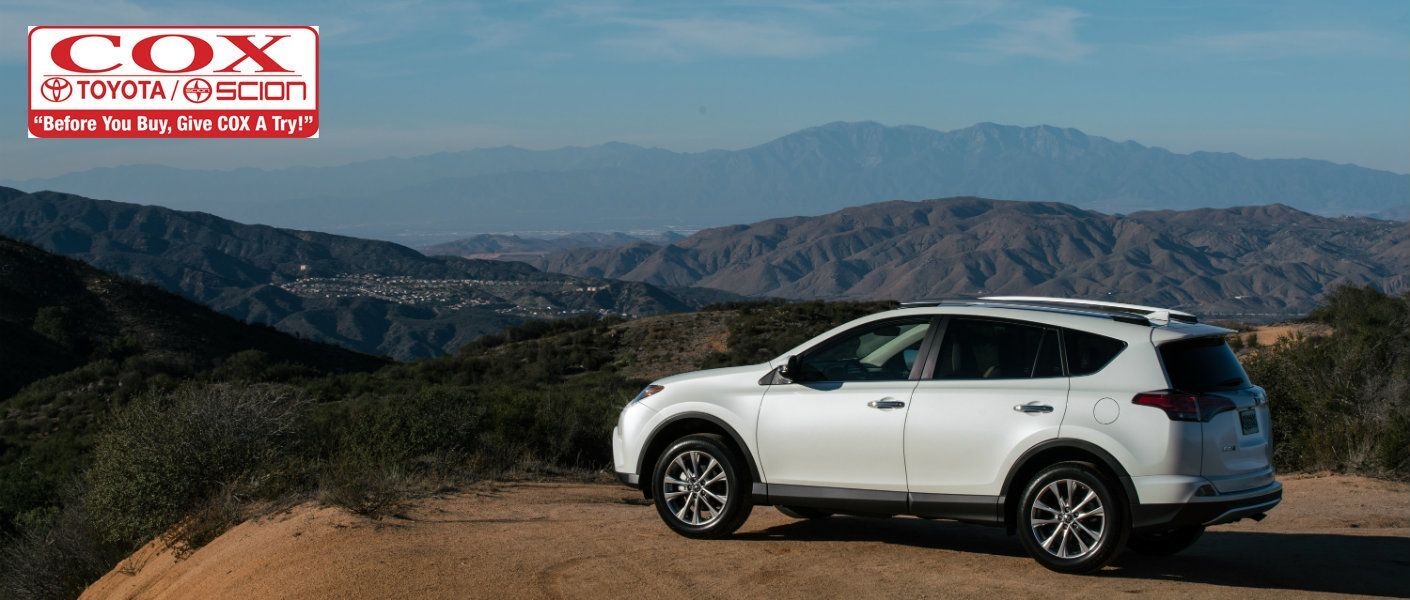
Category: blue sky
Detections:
[{"x1": 2, "y1": 0, "x2": 1407, "y2": 178}]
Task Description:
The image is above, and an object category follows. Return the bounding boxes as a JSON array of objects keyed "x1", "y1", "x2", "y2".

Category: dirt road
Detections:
[{"x1": 84, "y1": 474, "x2": 1410, "y2": 599}]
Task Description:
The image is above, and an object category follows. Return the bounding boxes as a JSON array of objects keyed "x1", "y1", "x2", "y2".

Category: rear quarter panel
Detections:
[{"x1": 1059, "y1": 332, "x2": 1203, "y2": 478}]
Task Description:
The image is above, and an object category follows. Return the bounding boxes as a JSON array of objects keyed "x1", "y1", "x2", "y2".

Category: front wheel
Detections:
[
  {"x1": 1127, "y1": 525, "x2": 1204, "y2": 556},
  {"x1": 651, "y1": 434, "x2": 752, "y2": 538},
  {"x1": 1016, "y1": 462, "x2": 1128, "y2": 574}
]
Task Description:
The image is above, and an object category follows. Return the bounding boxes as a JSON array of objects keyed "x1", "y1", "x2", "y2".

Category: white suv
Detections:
[{"x1": 612, "y1": 297, "x2": 1282, "y2": 573}]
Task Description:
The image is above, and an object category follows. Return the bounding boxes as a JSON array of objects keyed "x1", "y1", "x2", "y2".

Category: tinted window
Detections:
[
  {"x1": 797, "y1": 319, "x2": 930, "y2": 382},
  {"x1": 1064, "y1": 330, "x2": 1126, "y2": 376},
  {"x1": 1159, "y1": 337, "x2": 1250, "y2": 392},
  {"x1": 933, "y1": 319, "x2": 1063, "y2": 380}
]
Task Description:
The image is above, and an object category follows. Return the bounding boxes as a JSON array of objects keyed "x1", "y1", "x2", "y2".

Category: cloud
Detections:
[
  {"x1": 969, "y1": 6, "x2": 1093, "y2": 63},
  {"x1": 597, "y1": 15, "x2": 860, "y2": 60},
  {"x1": 1176, "y1": 29, "x2": 1405, "y2": 60}
]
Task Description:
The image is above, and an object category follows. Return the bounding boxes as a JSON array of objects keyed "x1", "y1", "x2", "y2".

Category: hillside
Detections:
[
  {"x1": 0, "y1": 237, "x2": 383, "y2": 398},
  {"x1": 534, "y1": 198, "x2": 1410, "y2": 319},
  {"x1": 8, "y1": 288, "x2": 1407, "y2": 599},
  {"x1": 0, "y1": 236, "x2": 385, "y2": 541},
  {"x1": 5, "y1": 122, "x2": 1405, "y2": 239},
  {"x1": 0, "y1": 188, "x2": 730, "y2": 360}
]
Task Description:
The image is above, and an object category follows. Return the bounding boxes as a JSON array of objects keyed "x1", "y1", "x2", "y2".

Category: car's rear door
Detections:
[{"x1": 904, "y1": 317, "x2": 1068, "y2": 518}]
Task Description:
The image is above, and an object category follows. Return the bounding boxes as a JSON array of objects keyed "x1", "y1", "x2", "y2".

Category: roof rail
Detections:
[{"x1": 979, "y1": 296, "x2": 1198, "y2": 325}]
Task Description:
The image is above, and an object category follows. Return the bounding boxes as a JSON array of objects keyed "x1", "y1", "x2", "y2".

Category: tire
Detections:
[
  {"x1": 1127, "y1": 525, "x2": 1204, "y2": 556},
  {"x1": 651, "y1": 434, "x2": 753, "y2": 538},
  {"x1": 777, "y1": 505, "x2": 833, "y2": 520},
  {"x1": 1016, "y1": 462, "x2": 1128, "y2": 574}
]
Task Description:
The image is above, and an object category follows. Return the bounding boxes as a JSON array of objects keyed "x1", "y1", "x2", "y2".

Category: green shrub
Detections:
[
  {"x1": 0, "y1": 488, "x2": 126, "y2": 600},
  {"x1": 83, "y1": 384, "x2": 306, "y2": 548},
  {"x1": 1244, "y1": 287, "x2": 1410, "y2": 478},
  {"x1": 316, "y1": 451, "x2": 412, "y2": 519}
]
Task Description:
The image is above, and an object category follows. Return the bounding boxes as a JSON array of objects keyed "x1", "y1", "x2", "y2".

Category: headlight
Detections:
[{"x1": 629, "y1": 384, "x2": 664, "y2": 405}]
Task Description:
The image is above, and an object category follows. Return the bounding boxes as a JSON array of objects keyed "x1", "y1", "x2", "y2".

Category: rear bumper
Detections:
[{"x1": 1131, "y1": 481, "x2": 1282, "y2": 531}]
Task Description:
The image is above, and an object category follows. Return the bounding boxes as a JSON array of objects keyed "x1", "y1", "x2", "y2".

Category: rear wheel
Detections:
[
  {"x1": 1016, "y1": 462, "x2": 1128, "y2": 574},
  {"x1": 651, "y1": 434, "x2": 752, "y2": 538},
  {"x1": 1127, "y1": 525, "x2": 1204, "y2": 556},
  {"x1": 777, "y1": 505, "x2": 833, "y2": 520}
]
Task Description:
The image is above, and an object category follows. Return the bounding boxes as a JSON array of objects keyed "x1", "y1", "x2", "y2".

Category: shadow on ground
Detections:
[{"x1": 738, "y1": 516, "x2": 1410, "y2": 597}]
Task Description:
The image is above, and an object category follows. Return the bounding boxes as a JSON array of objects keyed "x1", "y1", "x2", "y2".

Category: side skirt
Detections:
[{"x1": 755, "y1": 484, "x2": 1002, "y2": 524}]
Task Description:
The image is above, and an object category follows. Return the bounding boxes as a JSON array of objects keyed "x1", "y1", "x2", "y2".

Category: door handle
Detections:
[
  {"x1": 868, "y1": 398, "x2": 906, "y2": 410},
  {"x1": 1013, "y1": 403, "x2": 1054, "y2": 414}
]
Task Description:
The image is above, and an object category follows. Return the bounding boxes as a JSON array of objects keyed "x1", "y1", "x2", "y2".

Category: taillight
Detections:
[{"x1": 1132, "y1": 390, "x2": 1236, "y2": 422}]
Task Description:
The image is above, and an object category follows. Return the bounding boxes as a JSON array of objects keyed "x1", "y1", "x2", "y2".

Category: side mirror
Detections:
[
  {"x1": 761, "y1": 355, "x2": 803, "y2": 386},
  {"x1": 783, "y1": 355, "x2": 801, "y2": 378}
]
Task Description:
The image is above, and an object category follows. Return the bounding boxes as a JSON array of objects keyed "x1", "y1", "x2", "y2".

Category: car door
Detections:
[
  {"x1": 905, "y1": 317, "x2": 1068, "y2": 519},
  {"x1": 757, "y1": 317, "x2": 934, "y2": 509}
]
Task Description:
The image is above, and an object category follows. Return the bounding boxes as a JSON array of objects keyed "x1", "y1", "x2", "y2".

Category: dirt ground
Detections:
[
  {"x1": 83, "y1": 474, "x2": 1410, "y2": 600},
  {"x1": 1248, "y1": 323, "x2": 1332, "y2": 347}
]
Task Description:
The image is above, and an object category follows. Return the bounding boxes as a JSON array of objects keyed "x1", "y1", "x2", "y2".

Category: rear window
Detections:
[
  {"x1": 1159, "y1": 337, "x2": 1250, "y2": 392},
  {"x1": 1064, "y1": 330, "x2": 1126, "y2": 376}
]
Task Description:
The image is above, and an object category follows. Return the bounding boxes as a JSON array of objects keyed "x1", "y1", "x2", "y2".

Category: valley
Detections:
[
  {"x1": 0, "y1": 187, "x2": 728, "y2": 360},
  {"x1": 277, "y1": 273, "x2": 638, "y2": 318}
]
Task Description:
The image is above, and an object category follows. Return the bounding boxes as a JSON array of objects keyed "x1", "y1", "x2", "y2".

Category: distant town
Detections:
[{"x1": 278, "y1": 273, "x2": 628, "y2": 317}]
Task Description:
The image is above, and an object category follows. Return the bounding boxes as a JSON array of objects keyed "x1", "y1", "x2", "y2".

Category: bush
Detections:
[
  {"x1": 310, "y1": 387, "x2": 479, "y2": 518},
  {"x1": 0, "y1": 489, "x2": 126, "y2": 600},
  {"x1": 1244, "y1": 287, "x2": 1410, "y2": 478},
  {"x1": 83, "y1": 384, "x2": 306, "y2": 548},
  {"x1": 316, "y1": 452, "x2": 412, "y2": 519}
]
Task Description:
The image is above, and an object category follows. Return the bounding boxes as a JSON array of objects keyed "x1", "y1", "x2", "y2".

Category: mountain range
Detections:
[
  {"x1": 5, "y1": 122, "x2": 1405, "y2": 241},
  {"x1": 0, "y1": 187, "x2": 732, "y2": 360},
  {"x1": 529, "y1": 197, "x2": 1409, "y2": 319},
  {"x1": 420, "y1": 231, "x2": 685, "y2": 262}
]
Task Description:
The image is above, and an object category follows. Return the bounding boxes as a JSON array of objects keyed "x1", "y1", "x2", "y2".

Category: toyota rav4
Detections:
[{"x1": 612, "y1": 297, "x2": 1282, "y2": 573}]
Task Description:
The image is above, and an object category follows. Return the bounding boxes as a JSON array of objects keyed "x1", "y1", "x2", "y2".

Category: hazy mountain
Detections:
[
  {"x1": 420, "y1": 231, "x2": 683, "y2": 262},
  {"x1": 0, "y1": 188, "x2": 730, "y2": 360},
  {"x1": 5, "y1": 122, "x2": 1404, "y2": 239},
  {"x1": 533, "y1": 197, "x2": 1409, "y2": 320}
]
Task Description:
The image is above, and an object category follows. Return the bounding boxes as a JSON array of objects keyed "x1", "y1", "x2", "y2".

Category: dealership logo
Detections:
[
  {"x1": 28, "y1": 26, "x2": 319, "y2": 139},
  {"x1": 40, "y1": 77, "x2": 71, "y2": 102},
  {"x1": 182, "y1": 78, "x2": 212, "y2": 103}
]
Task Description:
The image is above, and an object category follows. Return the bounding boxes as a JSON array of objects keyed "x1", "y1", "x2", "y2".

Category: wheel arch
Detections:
[
  {"x1": 635, "y1": 412, "x2": 760, "y2": 500},
  {"x1": 1000, "y1": 439, "x2": 1138, "y2": 532}
]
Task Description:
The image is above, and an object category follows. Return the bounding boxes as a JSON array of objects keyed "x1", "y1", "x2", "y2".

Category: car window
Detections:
[
  {"x1": 796, "y1": 319, "x2": 931, "y2": 382},
  {"x1": 1064, "y1": 329, "x2": 1127, "y2": 376},
  {"x1": 932, "y1": 318, "x2": 1063, "y2": 380}
]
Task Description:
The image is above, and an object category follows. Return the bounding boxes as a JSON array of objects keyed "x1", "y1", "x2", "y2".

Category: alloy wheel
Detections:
[
  {"x1": 662, "y1": 450, "x2": 730, "y2": 527},
  {"x1": 1028, "y1": 478, "x2": 1107, "y2": 559}
]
